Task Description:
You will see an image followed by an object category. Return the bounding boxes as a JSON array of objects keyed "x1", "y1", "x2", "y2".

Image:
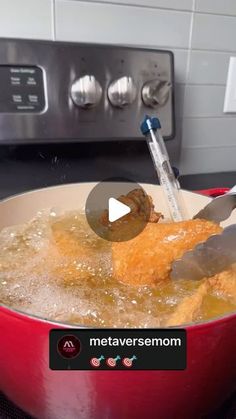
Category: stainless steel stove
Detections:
[
  {"x1": 0, "y1": 38, "x2": 234, "y2": 201},
  {"x1": 0, "y1": 38, "x2": 175, "y2": 143},
  {"x1": 0, "y1": 37, "x2": 180, "y2": 200}
]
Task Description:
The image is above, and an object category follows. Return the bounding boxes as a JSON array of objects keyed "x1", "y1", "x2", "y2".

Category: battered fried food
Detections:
[
  {"x1": 112, "y1": 219, "x2": 222, "y2": 286},
  {"x1": 165, "y1": 282, "x2": 209, "y2": 326},
  {"x1": 100, "y1": 188, "x2": 163, "y2": 227},
  {"x1": 166, "y1": 268, "x2": 236, "y2": 326},
  {"x1": 208, "y1": 267, "x2": 236, "y2": 304}
]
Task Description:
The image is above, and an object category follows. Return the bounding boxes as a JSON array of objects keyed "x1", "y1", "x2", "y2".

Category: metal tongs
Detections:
[
  {"x1": 171, "y1": 188, "x2": 236, "y2": 280},
  {"x1": 140, "y1": 115, "x2": 236, "y2": 280}
]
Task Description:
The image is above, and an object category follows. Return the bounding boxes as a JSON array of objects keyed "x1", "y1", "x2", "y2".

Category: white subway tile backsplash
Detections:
[
  {"x1": 0, "y1": 0, "x2": 53, "y2": 40},
  {"x1": 84, "y1": 0, "x2": 194, "y2": 11},
  {"x1": 0, "y1": 0, "x2": 235, "y2": 175},
  {"x1": 192, "y1": 13, "x2": 236, "y2": 52},
  {"x1": 55, "y1": 1, "x2": 192, "y2": 48},
  {"x1": 172, "y1": 49, "x2": 188, "y2": 83},
  {"x1": 188, "y1": 51, "x2": 231, "y2": 85},
  {"x1": 180, "y1": 146, "x2": 236, "y2": 175},
  {"x1": 183, "y1": 85, "x2": 227, "y2": 117},
  {"x1": 196, "y1": 0, "x2": 236, "y2": 16},
  {"x1": 182, "y1": 117, "x2": 236, "y2": 148},
  {"x1": 166, "y1": 118, "x2": 183, "y2": 166}
]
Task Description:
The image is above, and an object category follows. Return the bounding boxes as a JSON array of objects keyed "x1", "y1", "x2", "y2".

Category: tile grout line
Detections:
[
  {"x1": 66, "y1": 0, "x2": 194, "y2": 13},
  {"x1": 182, "y1": 83, "x2": 226, "y2": 87},
  {"x1": 183, "y1": 115, "x2": 235, "y2": 119},
  {"x1": 159, "y1": 46, "x2": 236, "y2": 54},
  {"x1": 52, "y1": 0, "x2": 56, "y2": 41},
  {"x1": 191, "y1": 9, "x2": 236, "y2": 19},
  {"x1": 185, "y1": 0, "x2": 195, "y2": 96},
  {"x1": 67, "y1": 0, "x2": 236, "y2": 18},
  {"x1": 179, "y1": 0, "x2": 195, "y2": 164},
  {"x1": 182, "y1": 144, "x2": 236, "y2": 150}
]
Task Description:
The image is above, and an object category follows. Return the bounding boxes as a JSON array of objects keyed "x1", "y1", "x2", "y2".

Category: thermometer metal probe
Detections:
[{"x1": 141, "y1": 115, "x2": 183, "y2": 222}]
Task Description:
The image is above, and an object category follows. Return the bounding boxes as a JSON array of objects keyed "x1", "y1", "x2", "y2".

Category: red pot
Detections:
[{"x1": 0, "y1": 183, "x2": 236, "y2": 419}]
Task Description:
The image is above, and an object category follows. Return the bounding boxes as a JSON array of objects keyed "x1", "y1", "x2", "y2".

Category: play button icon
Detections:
[
  {"x1": 108, "y1": 198, "x2": 131, "y2": 222},
  {"x1": 85, "y1": 177, "x2": 152, "y2": 242}
]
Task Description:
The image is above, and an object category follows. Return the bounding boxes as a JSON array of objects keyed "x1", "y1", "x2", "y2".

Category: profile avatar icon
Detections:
[{"x1": 57, "y1": 335, "x2": 81, "y2": 359}]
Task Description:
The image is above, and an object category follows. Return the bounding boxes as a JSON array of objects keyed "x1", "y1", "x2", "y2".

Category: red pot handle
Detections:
[{"x1": 194, "y1": 188, "x2": 230, "y2": 197}]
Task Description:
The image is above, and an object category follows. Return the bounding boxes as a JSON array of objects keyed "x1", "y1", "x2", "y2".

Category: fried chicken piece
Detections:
[
  {"x1": 166, "y1": 267, "x2": 236, "y2": 326},
  {"x1": 112, "y1": 219, "x2": 222, "y2": 286},
  {"x1": 100, "y1": 188, "x2": 163, "y2": 227},
  {"x1": 165, "y1": 282, "x2": 209, "y2": 326},
  {"x1": 207, "y1": 268, "x2": 236, "y2": 304}
]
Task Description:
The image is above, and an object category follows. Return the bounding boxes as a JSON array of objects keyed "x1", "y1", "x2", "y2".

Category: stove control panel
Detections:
[
  {"x1": 0, "y1": 39, "x2": 175, "y2": 143},
  {"x1": 0, "y1": 66, "x2": 45, "y2": 113}
]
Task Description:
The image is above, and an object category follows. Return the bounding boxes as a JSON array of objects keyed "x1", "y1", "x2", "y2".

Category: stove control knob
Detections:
[
  {"x1": 142, "y1": 79, "x2": 171, "y2": 108},
  {"x1": 108, "y1": 76, "x2": 137, "y2": 108},
  {"x1": 71, "y1": 75, "x2": 102, "y2": 108}
]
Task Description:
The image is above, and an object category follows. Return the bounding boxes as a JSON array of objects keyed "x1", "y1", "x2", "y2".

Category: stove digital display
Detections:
[{"x1": 0, "y1": 66, "x2": 45, "y2": 113}]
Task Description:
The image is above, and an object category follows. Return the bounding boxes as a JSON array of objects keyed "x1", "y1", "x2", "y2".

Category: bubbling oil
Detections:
[{"x1": 0, "y1": 210, "x2": 235, "y2": 327}]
